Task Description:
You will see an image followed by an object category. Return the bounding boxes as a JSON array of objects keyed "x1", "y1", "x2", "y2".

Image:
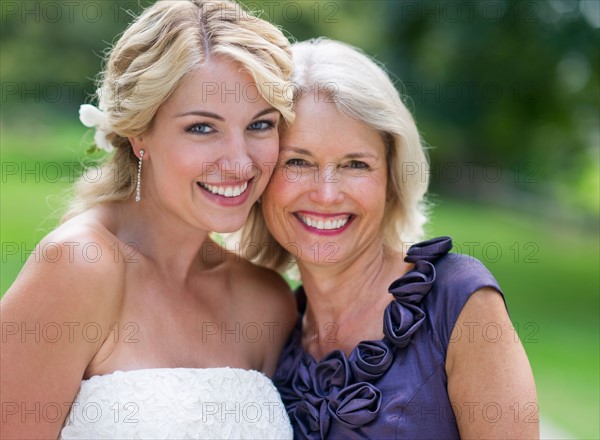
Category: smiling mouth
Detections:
[
  {"x1": 296, "y1": 213, "x2": 352, "y2": 231},
  {"x1": 198, "y1": 181, "x2": 249, "y2": 198}
]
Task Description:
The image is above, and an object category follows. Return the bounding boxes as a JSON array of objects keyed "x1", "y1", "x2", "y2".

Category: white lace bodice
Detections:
[{"x1": 59, "y1": 367, "x2": 292, "y2": 439}]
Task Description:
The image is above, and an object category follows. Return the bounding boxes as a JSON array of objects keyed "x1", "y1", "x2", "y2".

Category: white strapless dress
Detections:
[{"x1": 59, "y1": 367, "x2": 292, "y2": 439}]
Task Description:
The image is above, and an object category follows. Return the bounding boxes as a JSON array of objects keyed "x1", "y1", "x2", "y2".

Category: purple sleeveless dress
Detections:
[{"x1": 274, "y1": 237, "x2": 503, "y2": 439}]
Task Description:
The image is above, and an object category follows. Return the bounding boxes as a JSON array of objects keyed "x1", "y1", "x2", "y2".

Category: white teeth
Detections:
[
  {"x1": 298, "y1": 214, "x2": 350, "y2": 230},
  {"x1": 200, "y1": 182, "x2": 248, "y2": 198}
]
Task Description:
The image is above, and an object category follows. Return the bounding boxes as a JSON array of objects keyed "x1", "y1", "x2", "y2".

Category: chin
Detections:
[
  {"x1": 294, "y1": 242, "x2": 346, "y2": 267},
  {"x1": 210, "y1": 220, "x2": 246, "y2": 234},
  {"x1": 199, "y1": 203, "x2": 256, "y2": 234}
]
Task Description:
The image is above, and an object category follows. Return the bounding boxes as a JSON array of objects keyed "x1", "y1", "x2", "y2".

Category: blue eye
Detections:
[
  {"x1": 249, "y1": 120, "x2": 275, "y2": 131},
  {"x1": 187, "y1": 123, "x2": 214, "y2": 134}
]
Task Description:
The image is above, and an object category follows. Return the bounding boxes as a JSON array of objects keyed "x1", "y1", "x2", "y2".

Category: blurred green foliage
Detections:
[
  {"x1": 2, "y1": 0, "x2": 598, "y2": 215},
  {"x1": 1, "y1": 0, "x2": 599, "y2": 437}
]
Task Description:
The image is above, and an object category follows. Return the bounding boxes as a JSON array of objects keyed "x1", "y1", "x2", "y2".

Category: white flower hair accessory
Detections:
[{"x1": 79, "y1": 104, "x2": 114, "y2": 152}]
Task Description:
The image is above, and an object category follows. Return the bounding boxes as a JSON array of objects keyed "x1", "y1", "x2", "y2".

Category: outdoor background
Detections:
[{"x1": 1, "y1": 0, "x2": 598, "y2": 438}]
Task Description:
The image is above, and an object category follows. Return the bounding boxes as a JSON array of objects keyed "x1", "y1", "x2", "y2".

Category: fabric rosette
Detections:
[
  {"x1": 313, "y1": 350, "x2": 350, "y2": 398},
  {"x1": 293, "y1": 399, "x2": 330, "y2": 440},
  {"x1": 349, "y1": 340, "x2": 394, "y2": 382},
  {"x1": 383, "y1": 300, "x2": 425, "y2": 348},
  {"x1": 274, "y1": 328, "x2": 303, "y2": 404},
  {"x1": 327, "y1": 382, "x2": 382, "y2": 430},
  {"x1": 389, "y1": 259, "x2": 436, "y2": 303},
  {"x1": 404, "y1": 236, "x2": 452, "y2": 263},
  {"x1": 289, "y1": 354, "x2": 318, "y2": 405},
  {"x1": 383, "y1": 259, "x2": 437, "y2": 348}
]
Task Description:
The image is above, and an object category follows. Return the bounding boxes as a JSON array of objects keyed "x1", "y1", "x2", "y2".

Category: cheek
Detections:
[
  {"x1": 371, "y1": 186, "x2": 388, "y2": 215},
  {"x1": 262, "y1": 175, "x2": 284, "y2": 214},
  {"x1": 253, "y1": 138, "x2": 280, "y2": 166},
  {"x1": 261, "y1": 199, "x2": 283, "y2": 245},
  {"x1": 263, "y1": 165, "x2": 302, "y2": 203},
  {"x1": 353, "y1": 176, "x2": 387, "y2": 216},
  {"x1": 150, "y1": 132, "x2": 192, "y2": 169},
  {"x1": 262, "y1": 171, "x2": 296, "y2": 229},
  {"x1": 367, "y1": 185, "x2": 388, "y2": 231},
  {"x1": 251, "y1": 140, "x2": 279, "y2": 182}
]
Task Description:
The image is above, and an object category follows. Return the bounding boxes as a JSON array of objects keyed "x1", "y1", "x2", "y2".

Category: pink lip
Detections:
[
  {"x1": 294, "y1": 211, "x2": 354, "y2": 236},
  {"x1": 197, "y1": 181, "x2": 252, "y2": 207}
]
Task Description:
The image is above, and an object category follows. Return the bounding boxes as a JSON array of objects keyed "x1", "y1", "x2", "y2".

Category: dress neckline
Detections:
[
  {"x1": 292, "y1": 236, "x2": 453, "y2": 364},
  {"x1": 83, "y1": 366, "x2": 267, "y2": 382},
  {"x1": 273, "y1": 237, "x2": 453, "y2": 437}
]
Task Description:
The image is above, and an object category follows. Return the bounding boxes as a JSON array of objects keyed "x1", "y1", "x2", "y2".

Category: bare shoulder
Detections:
[
  {"x1": 229, "y1": 258, "x2": 296, "y2": 320},
  {"x1": 1, "y1": 213, "x2": 126, "y2": 437},
  {"x1": 226, "y1": 258, "x2": 296, "y2": 375},
  {"x1": 3, "y1": 213, "x2": 125, "y2": 324},
  {"x1": 9, "y1": 213, "x2": 126, "y2": 284}
]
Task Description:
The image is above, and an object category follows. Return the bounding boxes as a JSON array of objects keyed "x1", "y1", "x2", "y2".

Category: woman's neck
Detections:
[
  {"x1": 297, "y1": 243, "x2": 411, "y2": 359},
  {"x1": 109, "y1": 199, "x2": 216, "y2": 283}
]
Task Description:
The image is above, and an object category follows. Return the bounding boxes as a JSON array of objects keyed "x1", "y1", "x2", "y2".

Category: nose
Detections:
[
  {"x1": 308, "y1": 165, "x2": 344, "y2": 205},
  {"x1": 219, "y1": 133, "x2": 254, "y2": 181}
]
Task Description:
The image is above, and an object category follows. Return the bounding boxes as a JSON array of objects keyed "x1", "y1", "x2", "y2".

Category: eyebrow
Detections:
[
  {"x1": 344, "y1": 152, "x2": 379, "y2": 160},
  {"x1": 174, "y1": 107, "x2": 278, "y2": 120},
  {"x1": 280, "y1": 146, "x2": 313, "y2": 156},
  {"x1": 281, "y1": 146, "x2": 378, "y2": 160}
]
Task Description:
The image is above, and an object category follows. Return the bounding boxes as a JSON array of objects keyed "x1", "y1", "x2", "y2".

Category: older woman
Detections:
[
  {"x1": 1, "y1": 1, "x2": 297, "y2": 438},
  {"x1": 243, "y1": 38, "x2": 538, "y2": 439}
]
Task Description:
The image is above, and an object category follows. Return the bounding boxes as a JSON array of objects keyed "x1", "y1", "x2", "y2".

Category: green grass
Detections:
[
  {"x1": 428, "y1": 201, "x2": 599, "y2": 439},
  {"x1": 1, "y1": 121, "x2": 599, "y2": 438},
  {"x1": 1, "y1": 119, "x2": 86, "y2": 293}
]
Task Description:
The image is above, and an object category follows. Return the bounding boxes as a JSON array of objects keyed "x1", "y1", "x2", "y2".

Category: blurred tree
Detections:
[
  {"x1": 379, "y1": 0, "x2": 598, "y2": 215},
  {"x1": 1, "y1": 1, "x2": 150, "y2": 116},
  {"x1": 1, "y1": 0, "x2": 597, "y2": 215}
]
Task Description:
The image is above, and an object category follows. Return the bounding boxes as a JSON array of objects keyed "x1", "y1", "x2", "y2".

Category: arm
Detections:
[
  {"x1": 446, "y1": 288, "x2": 539, "y2": 439},
  {"x1": 1, "y1": 231, "x2": 123, "y2": 439}
]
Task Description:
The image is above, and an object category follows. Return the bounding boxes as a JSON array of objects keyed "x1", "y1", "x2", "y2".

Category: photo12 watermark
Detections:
[{"x1": 1, "y1": 321, "x2": 140, "y2": 344}]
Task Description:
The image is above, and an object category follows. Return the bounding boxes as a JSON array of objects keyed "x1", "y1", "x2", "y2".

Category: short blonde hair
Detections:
[
  {"x1": 63, "y1": 0, "x2": 293, "y2": 220},
  {"x1": 239, "y1": 38, "x2": 429, "y2": 271}
]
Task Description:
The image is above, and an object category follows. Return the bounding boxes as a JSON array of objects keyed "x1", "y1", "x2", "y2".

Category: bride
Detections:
[{"x1": 0, "y1": 1, "x2": 296, "y2": 438}]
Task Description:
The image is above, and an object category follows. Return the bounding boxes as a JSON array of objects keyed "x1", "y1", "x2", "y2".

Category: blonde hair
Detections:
[
  {"x1": 238, "y1": 38, "x2": 429, "y2": 272},
  {"x1": 63, "y1": 0, "x2": 293, "y2": 221}
]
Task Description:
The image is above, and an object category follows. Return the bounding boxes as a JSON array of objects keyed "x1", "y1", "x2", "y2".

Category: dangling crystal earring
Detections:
[{"x1": 135, "y1": 149, "x2": 144, "y2": 202}]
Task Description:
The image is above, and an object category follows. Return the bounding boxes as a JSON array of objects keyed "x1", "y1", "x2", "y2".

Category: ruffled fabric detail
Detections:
[
  {"x1": 383, "y1": 259, "x2": 435, "y2": 348},
  {"x1": 348, "y1": 340, "x2": 394, "y2": 382},
  {"x1": 327, "y1": 382, "x2": 382, "y2": 429},
  {"x1": 404, "y1": 236, "x2": 452, "y2": 263},
  {"x1": 60, "y1": 368, "x2": 292, "y2": 439},
  {"x1": 275, "y1": 237, "x2": 452, "y2": 438},
  {"x1": 313, "y1": 350, "x2": 350, "y2": 398},
  {"x1": 292, "y1": 400, "x2": 330, "y2": 440}
]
